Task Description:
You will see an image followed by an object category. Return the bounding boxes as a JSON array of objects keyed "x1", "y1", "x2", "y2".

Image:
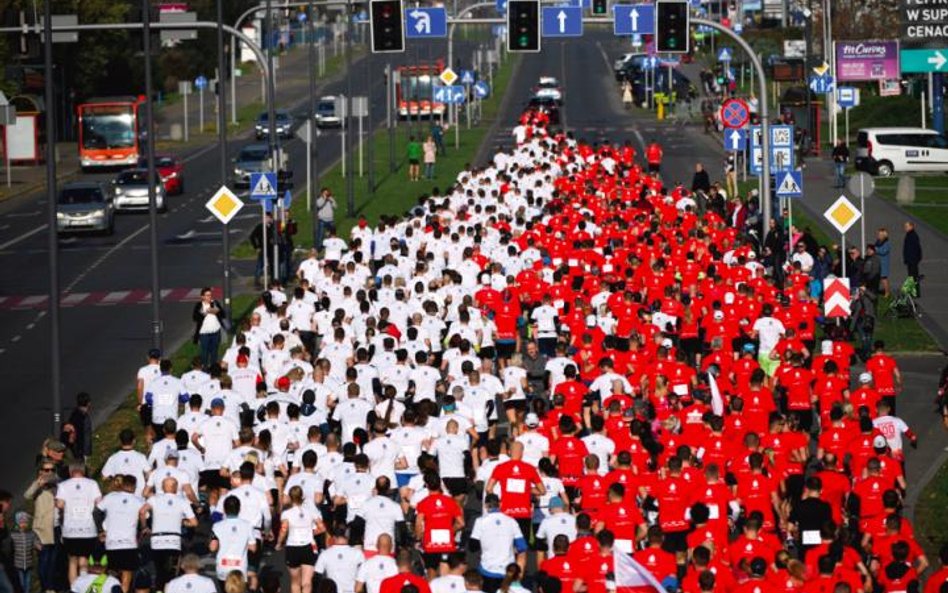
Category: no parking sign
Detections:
[{"x1": 720, "y1": 98, "x2": 750, "y2": 129}]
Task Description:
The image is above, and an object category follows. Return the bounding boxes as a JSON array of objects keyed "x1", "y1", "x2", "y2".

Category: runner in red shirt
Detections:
[
  {"x1": 379, "y1": 551, "x2": 434, "y2": 593},
  {"x1": 540, "y1": 535, "x2": 581, "y2": 593},
  {"x1": 632, "y1": 527, "x2": 678, "y2": 586},
  {"x1": 866, "y1": 341, "x2": 902, "y2": 413},
  {"x1": 549, "y1": 417, "x2": 589, "y2": 488},
  {"x1": 645, "y1": 141, "x2": 663, "y2": 175},
  {"x1": 486, "y1": 441, "x2": 546, "y2": 534},
  {"x1": 415, "y1": 472, "x2": 465, "y2": 578}
]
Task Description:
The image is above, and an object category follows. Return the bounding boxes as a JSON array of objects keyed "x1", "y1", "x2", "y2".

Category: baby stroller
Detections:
[{"x1": 889, "y1": 276, "x2": 920, "y2": 318}]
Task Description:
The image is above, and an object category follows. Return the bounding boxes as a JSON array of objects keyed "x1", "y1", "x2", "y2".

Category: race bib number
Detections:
[
  {"x1": 615, "y1": 539, "x2": 633, "y2": 554},
  {"x1": 802, "y1": 530, "x2": 821, "y2": 545},
  {"x1": 151, "y1": 534, "x2": 181, "y2": 550},
  {"x1": 708, "y1": 504, "x2": 720, "y2": 520},
  {"x1": 156, "y1": 391, "x2": 176, "y2": 407},
  {"x1": 221, "y1": 556, "x2": 243, "y2": 568},
  {"x1": 66, "y1": 502, "x2": 93, "y2": 525},
  {"x1": 430, "y1": 529, "x2": 451, "y2": 545},
  {"x1": 506, "y1": 478, "x2": 526, "y2": 494}
]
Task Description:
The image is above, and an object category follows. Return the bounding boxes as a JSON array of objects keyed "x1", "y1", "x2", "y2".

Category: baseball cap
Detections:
[
  {"x1": 237, "y1": 354, "x2": 249, "y2": 365},
  {"x1": 873, "y1": 435, "x2": 888, "y2": 449},
  {"x1": 661, "y1": 338, "x2": 674, "y2": 348},
  {"x1": 210, "y1": 397, "x2": 225, "y2": 409},
  {"x1": 742, "y1": 343, "x2": 756, "y2": 354},
  {"x1": 148, "y1": 348, "x2": 162, "y2": 359},
  {"x1": 276, "y1": 376, "x2": 291, "y2": 391},
  {"x1": 713, "y1": 310, "x2": 725, "y2": 321},
  {"x1": 859, "y1": 372, "x2": 872, "y2": 384},
  {"x1": 549, "y1": 496, "x2": 565, "y2": 510},
  {"x1": 586, "y1": 315, "x2": 597, "y2": 327},
  {"x1": 47, "y1": 440, "x2": 66, "y2": 454},
  {"x1": 525, "y1": 413, "x2": 540, "y2": 427}
]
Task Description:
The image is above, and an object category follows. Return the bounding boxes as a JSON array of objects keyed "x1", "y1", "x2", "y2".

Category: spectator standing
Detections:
[
  {"x1": 24, "y1": 461, "x2": 58, "y2": 593},
  {"x1": 250, "y1": 213, "x2": 276, "y2": 287},
  {"x1": 724, "y1": 153, "x2": 737, "y2": 198},
  {"x1": 851, "y1": 284, "x2": 877, "y2": 361},
  {"x1": 63, "y1": 392, "x2": 92, "y2": 462},
  {"x1": 832, "y1": 139, "x2": 850, "y2": 188},
  {"x1": 903, "y1": 221, "x2": 922, "y2": 297},
  {"x1": 315, "y1": 187, "x2": 337, "y2": 252},
  {"x1": 863, "y1": 244, "x2": 882, "y2": 294},
  {"x1": 193, "y1": 287, "x2": 225, "y2": 369},
  {"x1": 407, "y1": 136, "x2": 422, "y2": 182},
  {"x1": 691, "y1": 163, "x2": 711, "y2": 194},
  {"x1": 10, "y1": 513, "x2": 35, "y2": 593},
  {"x1": 875, "y1": 227, "x2": 892, "y2": 297},
  {"x1": 430, "y1": 122, "x2": 445, "y2": 155},
  {"x1": 423, "y1": 136, "x2": 437, "y2": 180}
]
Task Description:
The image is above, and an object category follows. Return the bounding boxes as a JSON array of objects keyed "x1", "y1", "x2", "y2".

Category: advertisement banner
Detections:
[{"x1": 835, "y1": 40, "x2": 900, "y2": 81}]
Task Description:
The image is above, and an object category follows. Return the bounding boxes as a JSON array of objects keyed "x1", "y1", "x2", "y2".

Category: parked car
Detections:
[
  {"x1": 254, "y1": 109, "x2": 294, "y2": 139},
  {"x1": 315, "y1": 96, "x2": 344, "y2": 128},
  {"x1": 232, "y1": 143, "x2": 271, "y2": 187},
  {"x1": 137, "y1": 154, "x2": 184, "y2": 195},
  {"x1": 613, "y1": 52, "x2": 643, "y2": 74},
  {"x1": 855, "y1": 127, "x2": 948, "y2": 176},
  {"x1": 56, "y1": 181, "x2": 114, "y2": 235},
  {"x1": 111, "y1": 169, "x2": 166, "y2": 212}
]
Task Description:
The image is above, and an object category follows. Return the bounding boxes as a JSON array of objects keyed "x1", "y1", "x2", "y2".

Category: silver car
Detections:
[
  {"x1": 112, "y1": 169, "x2": 166, "y2": 212},
  {"x1": 232, "y1": 143, "x2": 271, "y2": 187},
  {"x1": 56, "y1": 182, "x2": 115, "y2": 235}
]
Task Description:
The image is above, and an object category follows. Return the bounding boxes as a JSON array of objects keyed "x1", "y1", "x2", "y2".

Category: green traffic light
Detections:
[{"x1": 518, "y1": 34, "x2": 530, "y2": 46}]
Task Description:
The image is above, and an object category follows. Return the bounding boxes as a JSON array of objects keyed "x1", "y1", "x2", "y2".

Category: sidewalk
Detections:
[
  {"x1": 0, "y1": 39, "x2": 353, "y2": 204},
  {"x1": 796, "y1": 160, "x2": 948, "y2": 348}
]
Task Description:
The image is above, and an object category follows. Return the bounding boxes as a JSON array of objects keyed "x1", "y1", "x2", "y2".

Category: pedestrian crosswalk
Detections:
[{"x1": 0, "y1": 286, "x2": 222, "y2": 310}]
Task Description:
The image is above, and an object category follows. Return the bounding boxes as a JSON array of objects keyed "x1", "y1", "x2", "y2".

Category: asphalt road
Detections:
[{"x1": 0, "y1": 38, "x2": 479, "y2": 486}]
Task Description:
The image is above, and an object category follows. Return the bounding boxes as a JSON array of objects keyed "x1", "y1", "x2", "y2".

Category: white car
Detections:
[
  {"x1": 315, "y1": 95, "x2": 344, "y2": 128},
  {"x1": 533, "y1": 77, "x2": 562, "y2": 102},
  {"x1": 855, "y1": 127, "x2": 948, "y2": 176},
  {"x1": 111, "y1": 169, "x2": 166, "y2": 212}
]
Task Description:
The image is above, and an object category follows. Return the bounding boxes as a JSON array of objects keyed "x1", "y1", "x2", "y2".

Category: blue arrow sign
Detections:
[
  {"x1": 194, "y1": 75, "x2": 208, "y2": 90},
  {"x1": 724, "y1": 128, "x2": 746, "y2": 151},
  {"x1": 542, "y1": 6, "x2": 583, "y2": 37},
  {"x1": 250, "y1": 172, "x2": 278, "y2": 201},
  {"x1": 496, "y1": 0, "x2": 508, "y2": 13},
  {"x1": 460, "y1": 70, "x2": 476, "y2": 85},
  {"x1": 775, "y1": 170, "x2": 803, "y2": 198},
  {"x1": 808, "y1": 74, "x2": 835, "y2": 94},
  {"x1": 474, "y1": 80, "x2": 491, "y2": 99},
  {"x1": 717, "y1": 47, "x2": 732, "y2": 62},
  {"x1": 613, "y1": 4, "x2": 654, "y2": 35},
  {"x1": 405, "y1": 7, "x2": 448, "y2": 38},
  {"x1": 433, "y1": 85, "x2": 466, "y2": 104}
]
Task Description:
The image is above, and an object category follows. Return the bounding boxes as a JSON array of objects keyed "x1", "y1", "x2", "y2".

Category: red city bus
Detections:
[
  {"x1": 396, "y1": 60, "x2": 446, "y2": 119},
  {"x1": 77, "y1": 96, "x2": 143, "y2": 171}
]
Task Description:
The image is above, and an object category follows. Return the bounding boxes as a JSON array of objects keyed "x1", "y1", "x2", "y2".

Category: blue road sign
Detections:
[
  {"x1": 542, "y1": 6, "x2": 583, "y2": 37},
  {"x1": 194, "y1": 75, "x2": 208, "y2": 90},
  {"x1": 750, "y1": 147, "x2": 795, "y2": 175},
  {"x1": 808, "y1": 74, "x2": 835, "y2": 94},
  {"x1": 405, "y1": 7, "x2": 448, "y2": 38},
  {"x1": 496, "y1": 0, "x2": 507, "y2": 13},
  {"x1": 433, "y1": 85, "x2": 466, "y2": 104},
  {"x1": 250, "y1": 172, "x2": 278, "y2": 201},
  {"x1": 717, "y1": 47, "x2": 732, "y2": 62},
  {"x1": 775, "y1": 170, "x2": 803, "y2": 198},
  {"x1": 283, "y1": 189, "x2": 293, "y2": 208},
  {"x1": 460, "y1": 70, "x2": 476, "y2": 84},
  {"x1": 474, "y1": 80, "x2": 491, "y2": 99},
  {"x1": 613, "y1": 4, "x2": 654, "y2": 35},
  {"x1": 492, "y1": 24, "x2": 506, "y2": 37},
  {"x1": 837, "y1": 86, "x2": 857, "y2": 108},
  {"x1": 297, "y1": 11, "x2": 307, "y2": 22},
  {"x1": 724, "y1": 128, "x2": 746, "y2": 151}
]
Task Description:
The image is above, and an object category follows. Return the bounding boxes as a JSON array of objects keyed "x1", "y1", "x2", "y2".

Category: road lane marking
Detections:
[
  {"x1": 0, "y1": 224, "x2": 47, "y2": 251},
  {"x1": 63, "y1": 223, "x2": 150, "y2": 292}
]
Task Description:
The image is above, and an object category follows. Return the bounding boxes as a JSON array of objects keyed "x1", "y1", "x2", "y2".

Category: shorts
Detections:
[
  {"x1": 422, "y1": 552, "x2": 450, "y2": 571},
  {"x1": 248, "y1": 541, "x2": 262, "y2": 573},
  {"x1": 199, "y1": 469, "x2": 231, "y2": 490},
  {"x1": 396, "y1": 472, "x2": 416, "y2": 489},
  {"x1": 285, "y1": 545, "x2": 316, "y2": 568},
  {"x1": 443, "y1": 477, "x2": 471, "y2": 497},
  {"x1": 107, "y1": 548, "x2": 140, "y2": 572},
  {"x1": 661, "y1": 530, "x2": 688, "y2": 553},
  {"x1": 503, "y1": 400, "x2": 527, "y2": 413},
  {"x1": 63, "y1": 537, "x2": 98, "y2": 558},
  {"x1": 409, "y1": 158, "x2": 420, "y2": 165},
  {"x1": 138, "y1": 404, "x2": 153, "y2": 427},
  {"x1": 496, "y1": 340, "x2": 516, "y2": 359},
  {"x1": 479, "y1": 346, "x2": 496, "y2": 360},
  {"x1": 647, "y1": 162, "x2": 661, "y2": 173}
]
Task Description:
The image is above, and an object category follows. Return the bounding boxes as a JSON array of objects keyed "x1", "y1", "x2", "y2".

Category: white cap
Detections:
[
  {"x1": 724, "y1": 292, "x2": 735, "y2": 305},
  {"x1": 859, "y1": 372, "x2": 873, "y2": 384},
  {"x1": 525, "y1": 413, "x2": 540, "y2": 427},
  {"x1": 713, "y1": 310, "x2": 725, "y2": 321},
  {"x1": 661, "y1": 338, "x2": 674, "y2": 348},
  {"x1": 481, "y1": 275, "x2": 491, "y2": 285},
  {"x1": 821, "y1": 340, "x2": 834, "y2": 355},
  {"x1": 585, "y1": 315, "x2": 597, "y2": 327},
  {"x1": 873, "y1": 435, "x2": 888, "y2": 449}
]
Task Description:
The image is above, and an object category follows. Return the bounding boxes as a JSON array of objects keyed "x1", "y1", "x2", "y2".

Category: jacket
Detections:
[
  {"x1": 875, "y1": 238, "x2": 891, "y2": 277},
  {"x1": 903, "y1": 229, "x2": 922, "y2": 265},
  {"x1": 192, "y1": 299, "x2": 225, "y2": 340}
]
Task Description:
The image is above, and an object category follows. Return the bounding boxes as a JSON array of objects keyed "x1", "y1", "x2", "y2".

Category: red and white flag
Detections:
[{"x1": 613, "y1": 550, "x2": 668, "y2": 593}]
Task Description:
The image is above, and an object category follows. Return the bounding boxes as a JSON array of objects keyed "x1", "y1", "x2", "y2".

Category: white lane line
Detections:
[
  {"x1": 0, "y1": 224, "x2": 47, "y2": 251},
  {"x1": 10, "y1": 336, "x2": 21, "y2": 343},
  {"x1": 64, "y1": 223, "x2": 151, "y2": 292}
]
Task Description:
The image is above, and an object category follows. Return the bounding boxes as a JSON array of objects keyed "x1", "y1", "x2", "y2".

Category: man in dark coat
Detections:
[
  {"x1": 691, "y1": 163, "x2": 711, "y2": 194},
  {"x1": 903, "y1": 221, "x2": 923, "y2": 296}
]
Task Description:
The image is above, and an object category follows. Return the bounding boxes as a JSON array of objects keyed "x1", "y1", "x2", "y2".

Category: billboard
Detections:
[{"x1": 835, "y1": 40, "x2": 900, "y2": 81}]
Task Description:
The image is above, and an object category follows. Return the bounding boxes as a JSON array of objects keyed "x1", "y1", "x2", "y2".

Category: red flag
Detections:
[{"x1": 614, "y1": 550, "x2": 668, "y2": 593}]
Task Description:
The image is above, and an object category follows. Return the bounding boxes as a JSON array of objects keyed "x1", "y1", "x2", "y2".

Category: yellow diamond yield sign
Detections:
[
  {"x1": 439, "y1": 67, "x2": 458, "y2": 86},
  {"x1": 813, "y1": 62, "x2": 830, "y2": 76},
  {"x1": 823, "y1": 195, "x2": 861, "y2": 234},
  {"x1": 206, "y1": 185, "x2": 244, "y2": 224}
]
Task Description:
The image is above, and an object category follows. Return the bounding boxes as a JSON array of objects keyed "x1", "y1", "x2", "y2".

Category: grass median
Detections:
[
  {"x1": 873, "y1": 175, "x2": 948, "y2": 236},
  {"x1": 232, "y1": 53, "x2": 520, "y2": 259}
]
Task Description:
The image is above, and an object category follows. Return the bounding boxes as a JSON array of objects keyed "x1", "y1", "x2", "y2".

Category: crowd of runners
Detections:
[{"x1": 10, "y1": 110, "x2": 947, "y2": 593}]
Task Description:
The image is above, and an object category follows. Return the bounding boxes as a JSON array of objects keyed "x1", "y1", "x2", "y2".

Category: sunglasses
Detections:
[{"x1": 40, "y1": 467, "x2": 54, "y2": 473}]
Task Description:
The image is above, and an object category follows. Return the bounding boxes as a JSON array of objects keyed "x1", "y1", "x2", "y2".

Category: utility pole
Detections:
[
  {"x1": 217, "y1": 0, "x2": 231, "y2": 325},
  {"x1": 143, "y1": 0, "x2": 163, "y2": 351}
]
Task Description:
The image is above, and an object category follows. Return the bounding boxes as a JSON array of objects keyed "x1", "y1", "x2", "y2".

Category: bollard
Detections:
[{"x1": 895, "y1": 175, "x2": 915, "y2": 205}]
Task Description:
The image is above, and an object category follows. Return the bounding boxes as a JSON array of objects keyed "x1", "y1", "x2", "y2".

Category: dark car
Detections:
[
  {"x1": 526, "y1": 96, "x2": 561, "y2": 125},
  {"x1": 254, "y1": 109, "x2": 294, "y2": 140}
]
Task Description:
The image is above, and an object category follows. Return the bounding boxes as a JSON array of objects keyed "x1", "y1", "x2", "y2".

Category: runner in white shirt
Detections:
[
  {"x1": 361, "y1": 478, "x2": 406, "y2": 554},
  {"x1": 428, "y1": 555, "x2": 468, "y2": 593},
  {"x1": 535, "y1": 497, "x2": 577, "y2": 557},
  {"x1": 96, "y1": 476, "x2": 145, "y2": 592},
  {"x1": 470, "y1": 495, "x2": 528, "y2": 586},
  {"x1": 165, "y1": 554, "x2": 218, "y2": 593},
  {"x1": 277, "y1": 486, "x2": 321, "y2": 593},
  {"x1": 55, "y1": 462, "x2": 103, "y2": 584},
  {"x1": 100, "y1": 429, "x2": 151, "y2": 498},
  {"x1": 191, "y1": 398, "x2": 240, "y2": 501},
  {"x1": 334, "y1": 388, "x2": 373, "y2": 443},
  {"x1": 136, "y1": 348, "x2": 162, "y2": 412},
  {"x1": 530, "y1": 295, "x2": 559, "y2": 356},
  {"x1": 144, "y1": 450, "x2": 198, "y2": 504},
  {"x1": 146, "y1": 360, "x2": 189, "y2": 428},
  {"x1": 141, "y1": 477, "x2": 198, "y2": 591},
  {"x1": 314, "y1": 528, "x2": 365, "y2": 593},
  {"x1": 427, "y1": 419, "x2": 472, "y2": 503},
  {"x1": 872, "y1": 399, "x2": 917, "y2": 459},
  {"x1": 515, "y1": 415, "x2": 549, "y2": 467},
  {"x1": 355, "y1": 535, "x2": 398, "y2": 593},
  {"x1": 209, "y1": 496, "x2": 257, "y2": 584}
]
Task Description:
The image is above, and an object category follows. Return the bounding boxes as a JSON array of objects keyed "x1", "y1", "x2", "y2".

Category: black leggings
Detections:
[{"x1": 152, "y1": 549, "x2": 180, "y2": 592}]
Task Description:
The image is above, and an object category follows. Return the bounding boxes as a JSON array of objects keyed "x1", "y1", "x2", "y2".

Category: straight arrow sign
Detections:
[
  {"x1": 630, "y1": 7, "x2": 639, "y2": 31},
  {"x1": 724, "y1": 129, "x2": 746, "y2": 151},
  {"x1": 557, "y1": 9, "x2": 567, "y2": 33}
]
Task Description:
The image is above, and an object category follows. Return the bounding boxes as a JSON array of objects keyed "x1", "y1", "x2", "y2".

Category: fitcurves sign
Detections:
[{"x1": 835, "y1": 40, "x2": 900, "y2": 81}]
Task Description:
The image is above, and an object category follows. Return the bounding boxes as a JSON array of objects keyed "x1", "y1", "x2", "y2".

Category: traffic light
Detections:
[
  {"x1": 655, "y1": 0, "x2": 689, "y2": 54},
  {"x1": 592, "y1": 0, "x2": 608, "y2": 16},
  {"x1": 506, "y1": 0, "x2": 540, "y2": 53},
  {"x1": 369, "y1": 0, "x2": 404, "y2": 54}
]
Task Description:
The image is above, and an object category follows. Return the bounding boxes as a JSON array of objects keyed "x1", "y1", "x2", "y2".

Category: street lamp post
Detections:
[
  {"x1": 142, "y1": 0, "x2": 163, "y2": 351},
  {"x1": 217, "y1": 0, "x2": 232, "y2": 325},
  {"x1": 308, "y1": 0, "x2": 319, "y2": 247}
]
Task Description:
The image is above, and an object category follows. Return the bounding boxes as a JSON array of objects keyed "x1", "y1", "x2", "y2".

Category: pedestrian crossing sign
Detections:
[
  {"x1": 249, "y1": 172, "x2": 278, "y2": 201},
  {"x1": 205, "y1": 185, "x2": 244, "y2": 224},
  {"x1": 775, "y1": 171, "x2": 803, "y2": 198}
]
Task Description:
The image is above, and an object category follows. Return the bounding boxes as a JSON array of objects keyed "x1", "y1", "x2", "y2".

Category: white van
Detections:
[{"x1": 855, "y1": 127, "x2": 948, "y2": 176}]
